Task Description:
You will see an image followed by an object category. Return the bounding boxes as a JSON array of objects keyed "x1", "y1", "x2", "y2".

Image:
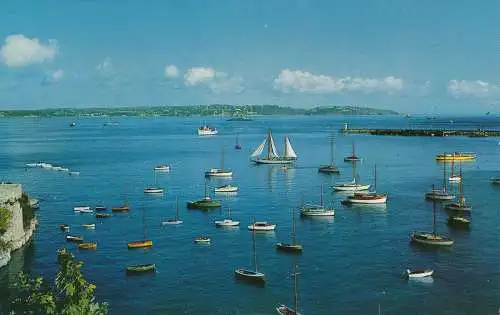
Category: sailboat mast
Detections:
[
  {"x1": 142, "y1": 207, "x2": 147, "y2": 240},
  {"x1": 320, "y1": 184, "x2": 324, "y2": 206},
  {"x1": 267, "y1": 128, "x2": 272, "y2": 160},
  {"x1": 459, "y1": 161, "x2": 463, "y2": 198},
  {"x1": 252, "y1": 217, "x2": 258, "y2": 272},
  {"x1": 432, "y1": 184, "x2": 437, "y2": 236},
  {"x1": 175, "y1": 196, "x2": 179, "y2": 220},
  {"x1": 352, "y1": 160, "x2": 357, "y2": 183},
  {"x1": 221, "y1": 146, "x2": 225, "y2": 169},
  {"x1": 374, "y1": 164, "x2": 377, "y2": 192},
  {"x1": 294, "y1": 264, "x2": 299, "y2": 314},
  {"x1": 330, "y1": 132, "x2": 334, "y2": 164},
  {"x1": 204, "y1": 180, "x2": 208, "y2": 198},
  {"x1": 442, "y1": 157, "x2": 447, "y2": 193},
  {"x1": 291, "y1": 209, "x2": 296, "y2": 245}
]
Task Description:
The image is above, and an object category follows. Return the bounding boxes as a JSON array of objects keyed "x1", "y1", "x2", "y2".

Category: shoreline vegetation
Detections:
[{"x1": 0, "y1": 104, "x2": 399, "y2": 118}]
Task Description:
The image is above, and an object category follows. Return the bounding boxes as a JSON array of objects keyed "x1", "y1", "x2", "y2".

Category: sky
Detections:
[{"x1": 0, "y1": 0, "x2": 498, "y2": 114}]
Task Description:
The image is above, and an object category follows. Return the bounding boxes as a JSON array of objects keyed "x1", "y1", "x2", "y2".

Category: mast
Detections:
[
  {"x1": 220, "y1": 146, "x2": 225, "y2": 169},
  {"x1": 329, "y1": 132, "x2": 334, "y2": 165},
  {"x1": 293, "y1": 264, "x2": 299, "y2": 314},
  {"x1": 320, "y1": 184, "x2": 324, "y2": 206},
  {"x1": 142, "y1": 207, "x2": 147, "y2": 240},
  {"x1": 352, "y1": 160, "x2": 357, "y2": 183},
  {"x1": 459, "y1": 161, "x2": 465, "y2": 206},
  {"x1": 228, "y1": 207, "x2": 231, "y2": 219},
  {"x1": 204, "y1": 179, "x2": 208, "y2": 198},
  {"x1": 175, "y1": 196, "x2": 179, "y2": 220},
  {"x1": 442, "y1": 157, "x2": 447, "y2": 193},
  {"x1": 374, "y1": 164, "x2": 377, "y2": 192},
  {"x1": 252, "y1": 217, "x2": 258, "y2": 272},
  {"x1": 291, "y1": 209, "x2": 296, "y2": 245},
  {"x1": 267, "y1": 128, "x2": 272, "y2": 160},
  {"x1": 432, "y1": 184, "x2": 437, "y2": 236}
]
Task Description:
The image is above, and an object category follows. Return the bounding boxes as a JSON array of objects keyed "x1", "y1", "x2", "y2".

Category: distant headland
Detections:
[{"x1": 0, "y1": 104, "x2": 399, "y2": 118}]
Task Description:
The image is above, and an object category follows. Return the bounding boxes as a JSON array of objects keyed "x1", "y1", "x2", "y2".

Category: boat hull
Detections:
[
  {"x1": 276, "y1": 304, "x2": 301, "y2": 315},
  {"x1": 82, "y1": 224, "x2": 95, "y2": 229},
  {"x1": 276, "y1": 242, "x2": 303, "y2": 252},
  {"x1": 126, "y1": 264, "x2": 156, "y2": 275},
  {"x1": 187, "y1": 200, "x2": 221, "y2": 209},
  {"x1": 205, "y1": 171, "x2": 233, "y2": 177},
  {"x1": 333, "y1": 183, "x2": 370, "y2": 191},
  {"x1": 96, "y1": 213, "x2": 112, "y2": 218},
  {"x1": 78, "y1": 242, "x2": 97, "y2": 250},
  {"x1": 318, "y1": 165, "x2": 340, "y2": 174},
  {"x1": 215, "y1": 186, "x2": 239, "y2": 193},
  {"x1": 66, "y1": 235, "x2": 83, "y2": 243},
  {"x1": 215, "y1": 220, "x2": 240, "y2": 227},
  {"x1": 144, "y1": 188, "x2": 164, "y2": 194},
  {"x1": 409, "y1": 232, "x2": 454, "y2": 246},
  {"x1": 343, "y1": 194, "x2": 387, "y2": 204},
  {"x1": 127, "y1": 240, "x2": 153, "y2": 249},
  {"x1": 252, "y1": 158, "x2": 295, "y2": 165},
  {"x1": 447, "y1": 216, "x2": 471, "y2": 227},
  {"x1": 234, "y1": 269, "x2": 265, "y2": 282},
  {"x1": 425, "y1": 191, "x2": 455, "y2": 201},
  {"x1": 406, "y1": 269, "x2": 434, "y2": 279},
  {"x1": 444, "y1": 204, "x2": 472, "y2": 212},
  {"x1": 248, "y1": 223, "x2": 276, "y2": 231},
  {"x1": 162, "y1": 220, "x2": 183, "y2": 225}
]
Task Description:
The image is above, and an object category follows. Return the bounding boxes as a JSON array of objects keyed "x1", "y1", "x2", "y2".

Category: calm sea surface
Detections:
[{"x1": 0, "y1": 115, "x2": 500, "y2": 315}]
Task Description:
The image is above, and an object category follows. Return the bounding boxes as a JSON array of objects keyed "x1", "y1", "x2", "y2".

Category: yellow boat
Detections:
[
  {"x1": 435, "y1": 152, "x2": 476, "y2": 161},
  {"x1": 78, "y1": 242, "x2": 97, "y2": 250},
  {"x1": 127, "y1": 240, "x2": 153, "y2": 249}
]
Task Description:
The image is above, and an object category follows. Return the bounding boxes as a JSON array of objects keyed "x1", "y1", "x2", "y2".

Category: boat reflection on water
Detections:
[
  {"x1": 214, "y1": 191, "x2": 238, "y2": 198},
  {"x1": 343, "y1": 202, "x2": 388, "y2": 213},
  {"x1": 406, "y1": 276, "x2": 434, "y2": 285}
]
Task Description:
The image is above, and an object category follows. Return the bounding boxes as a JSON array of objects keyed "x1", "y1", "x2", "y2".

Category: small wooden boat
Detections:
[
  {"x1": 161, "y1": 197, "x2": 183, "y2": 225},
  {"x1": 447, "y1": 216, "x2": 471, "y2": 227},
  {"x1": 154, "y1": 165, "x2": 170, "y2": 172},
  {"x1": 126, "y1": 263, "x2": 156, "y2": 275},
  {"x1": 59, "y1": 224, "x2": 70, "y2": 232},
  {"x1": 94, "y1": 206, "x2": 107, "y2": 211},
  {"x1": 214, "y1": 184, "x2": 239, "y2": 193},
  {"x1": 66, "y1": 235, "x2": 83, "y2": 243},
  {"x1": 81, "y1": 223, "x2": 95, "y2": 229},
  {"x1": 78, "y1": 242, "x2": 97, "y2": 250},
  {"x1": 128, "y1": 208, "x2": 153, "y2": 249},
  {"x1": 112, "y1": 204, "x2": 129, "y2": 212},
  {"x1": 406, "y1": 269, "x2": 434, "y2": 279},
  {"x1": 194, "y1": 236, "x2": 211, "y2": 244},
  {"x1": 96, "y1": 213, "x2": 112, "y2": 218},
  {"x1": 248, "y1": 221, "x2": 276, "y2": 231}
]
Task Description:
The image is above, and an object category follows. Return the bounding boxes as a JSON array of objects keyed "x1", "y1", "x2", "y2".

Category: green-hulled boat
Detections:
[
  {"x1": 126, "y1": 263, "x2": 156, "y2": 275},
  {"x1": 187, "y1": 180, "x2": 221, "y2": 209},
  {"x1": 96, "y1": 213, "x2": 112, "y2": 218}
]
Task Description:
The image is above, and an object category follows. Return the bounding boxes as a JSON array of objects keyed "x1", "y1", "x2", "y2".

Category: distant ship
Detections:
[{"x1": 198, "y1": 125, "x2": 218, "y2": 136}]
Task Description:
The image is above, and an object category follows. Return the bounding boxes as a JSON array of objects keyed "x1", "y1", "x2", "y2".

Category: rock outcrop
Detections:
[{"x1": 0, "y1": 183, "x2": 37, "y2": 269}]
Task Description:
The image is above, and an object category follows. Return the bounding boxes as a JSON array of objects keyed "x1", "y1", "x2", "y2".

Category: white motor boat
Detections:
[
  {"x1": 449, "y1": 175, "x2": 461, "y2": 182},
  {"x1": 205, "y1": 168, "x2": 233, "y2": 177},
  {"x1": 300, "y1": 204, "x2": 335, "y2": 217},
  {"x1": 248, "y1": 221, "x2": 276, "y2": 231},
  {"x1": 81, "y1": 223, "x2": 96, "y2": 229},
  {"x1": 144, "y1": 187, "x2": 164, "y2": 194},
  {"x1": 406, "y1": 269, "x2": 434, "y2": 279},
  {"x1": 68, "y1": 171, "x2": 80, "y2": 176},
  {"x1": 215, "y1": 219, "x2": 240, "y2": 227},
  {"x1": 154, "y1": 165, "x2": 170, "y2": 172},
  {"x1": 198, "y1": 125, "x2": 218, "y2": 136},
  {"x1": 215, "y1": 184, "x2": 238, "y2": 193}
]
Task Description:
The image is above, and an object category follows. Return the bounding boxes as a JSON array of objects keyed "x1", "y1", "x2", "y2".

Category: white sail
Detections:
[
  {"x1": 251, "y1": 139, "x2": 266, "y2": 158},
  {"x1": 269, "y1": 134, "x2": 279, "y2": 157},
  {"x1": 284, "y1": 137, "x2": 297, "y2": 158}
]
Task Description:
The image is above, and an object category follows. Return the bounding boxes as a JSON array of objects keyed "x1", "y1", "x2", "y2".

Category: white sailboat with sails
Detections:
[{"x1": 250, "y1": 128, "x2": 297, "y2": 164}]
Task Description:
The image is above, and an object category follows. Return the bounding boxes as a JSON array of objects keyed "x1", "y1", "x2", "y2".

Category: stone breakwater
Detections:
[{"x1": 0, "y1": 183, "x2": 38, "y2": 269}]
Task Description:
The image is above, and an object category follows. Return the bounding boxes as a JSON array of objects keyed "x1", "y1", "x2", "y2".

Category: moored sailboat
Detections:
[
  {"x1": 187, "y1": 180, "x2": 222, "y2": 209},
  {"x1": 318, "y1": 131, "x2": 340, "y2": 174},
  {"x1": 276, "y1": 209, "x2": 302, "y2": 253},
  {"x1": 235, "y1": 218, "x2": 266, "y2": 283},
  {"x1": 344, "y1": 142, "x2": 361, "y2": 162},
  {"x1": 127, "y1": 208, "x2": 153, "y2": 249},
  {"x1": 425, "y1": 161, "x2": 455, "y2": 201},
  {"x1": 144, "y1": 171, "x2": 164, "y2": 194},
  {"x1": 333, "y1": 159, "x2": 370, "y2": 192},
  {"x1": 342, "y1": 164, "x2": 387, "y2": 205},
  {"x1": 162, "y1": 196, "x2": 183, "y2": 225},
  {"x1": 444, "y1": 162, "x2": 472, "y2": 213},
  {"x1": 215, "y1": 207, "x2": 240, "y2": 227},
  {"x1": 410, "y1": 186, "x2": 454, "y2": 247},
  {"x1": 205, "y1": 146, "x2": 233, "y2": 177},
  {"x1": 448, "y1": 160, "x2": 461, "y2": 182},
  {"x1": 300, "y1": 185, "x2": 335, "y2": 217},
  {"x1": 250, "y1": 128, "x2": 297, "y2": 164},
  {"x1": 235, "y1": 133, "x2": 242, "y2": 150},
  {"x1": 276, "y1": 263, "x2": 302, "y2": 315}
]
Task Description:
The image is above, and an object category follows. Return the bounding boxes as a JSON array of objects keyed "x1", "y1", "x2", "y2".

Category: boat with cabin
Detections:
[
  {"x1": 248, "y1": 221, "x2": 276, "y2": 231},
  {"x1": 435, "y1": 152, "x2": 476, "y2": 161},
  {"x1": 342, "y1": 164, "x2": 387, "y2": 205},
  {"x1": 74, "y1": 206, "x2": 92, "y2": 213},
  {"x1": 448, "y1": 160, "x2": 461, "y2": 182},
  {"x1": 66, "y1": 235, "x2": 83, "y2": 243},
  {"x1": 205, "y1": 146, "x2": 233, "y2": 177},
  {"x1": 447, "y1": 216, "x2": 470, "y2": 228},
  {"x1": 126, "y1": 264, "x2": 156, "y2": 275},
  {"x1": 235, "y1": 218, "x2": 266, "y2": 283},
  {"x1": 276, "y1": 209, "x2": 302, "y2": 253},
  {"x1": 410, "y1": 186, "x2": 454, "y2": 247},
  {"x1": 300, "y1": 185, "x2": 335, "y2": 217},
  {"x1": 198, "y1": 125, "x2": 218, "y2": 136},
  {"x1": 194, "y1": 236, "x2": 211, "y2": 244},
  {"x1": 162, "y1": 197, "x2": 183, "y2": 225},
  {"x1": 215, "y1": 208, "x2": 240, "y2": 227},
  {"x1": 318, "y1": 131, "x2": 340, "y2": 174},
  {"x1": 81, "y1": 223, "x2": 95, "y2": 229},
  {"x1": 406, "y1": 269, "x2": 434, "y2": 279},
  {"x1": 154, "y1": 165, "x2": 170, "y2": 172},
  {"x1": 127, "y1": 208, "x2": 153, "y2": 249},
  {"x1": 144, "y1": 171, "x2": 164, "y2": 194},
  {"x1": 215, "y1": 184, "x2": 238, "y2": 193},
  {"x1": 250, "y1": 128, "x2": 297, "y2": 164}
]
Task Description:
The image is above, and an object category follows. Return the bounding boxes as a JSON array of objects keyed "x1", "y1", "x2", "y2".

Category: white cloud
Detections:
[
  {"x1": 448, "y1": 79, "x2": 500, "y2": 99},
  {"x1": 184, "y1": 66, "x2": 244, "y2": 93},
  {"x1": 0, "y1": 34, "x2": 58, "y2": 67},
  {"x1": 96, "y1": 57, "x2": 112, "y2": 74},
  {"x1": 273, "y1": 69, "x2": 404, "y2": 94},
  {"x1": 42, "y1": 69, "x2": 64, "y2": 85},
  {"x1": 184, "y1": 67, "x2": 216, "y2": 86},
  {"x1": 164, "y1": 64, "x2": 179, "y2": 78}
]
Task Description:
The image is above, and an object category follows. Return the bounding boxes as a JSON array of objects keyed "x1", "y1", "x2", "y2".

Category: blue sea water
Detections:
[{"x1": 0, "y1": 115, "x2": 500, "y2": 315}]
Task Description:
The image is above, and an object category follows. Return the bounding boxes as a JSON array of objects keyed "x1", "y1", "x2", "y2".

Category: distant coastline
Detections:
[{"x1": 0, "y1": 105, "x2": 399, "y2": 118}]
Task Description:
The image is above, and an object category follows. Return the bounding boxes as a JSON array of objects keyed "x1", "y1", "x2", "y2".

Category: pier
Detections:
[{"x1": 340, "y1": 123, "x2": 500, "y2": 137}]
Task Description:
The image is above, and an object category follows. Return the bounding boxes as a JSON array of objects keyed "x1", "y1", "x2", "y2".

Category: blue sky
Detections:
[{"x1": 0, "y1": 0, "x2": 498, "y2": 114}]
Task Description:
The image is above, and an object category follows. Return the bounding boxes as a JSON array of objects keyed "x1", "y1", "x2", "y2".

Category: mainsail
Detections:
[
  {"x1": 251, "y1": 139, "x2": 267, "y2": 158},
  {"x1": 269, "y1": 133, "x2": 279, "y2": 158},
  {"x1": 284, "y1": 137, "x2": 297, "y2": 159}
]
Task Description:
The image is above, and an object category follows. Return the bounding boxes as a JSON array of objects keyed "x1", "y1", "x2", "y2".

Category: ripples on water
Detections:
[{"x1": 0, "y1": 115, "x2": 499, "y2": 314}]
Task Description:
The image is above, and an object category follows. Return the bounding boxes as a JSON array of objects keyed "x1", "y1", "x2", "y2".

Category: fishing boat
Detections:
[
  {"x1": 276, "y1": 209, "x2": 302, "y2": 253},
  {"x1": 205, "y1": 147, "x2": 233, "y2": 177},
  {"x1": 406, "y1": 269, "x2": 434, "y2": 279},
  {"x1": 111, "y1": 204, "x2": 129, "y2": 212},
  {"x1": 144, "y1": 171, "x2": 164, "y2": 194},
  {"x1": 318, "y1": 131, "x2": 340, "y2": 174},
  {"x1": 194, "y1": 236, "x2": 211, "y2": 244},
  {"x1": 491, "y1": 177, "x2": 500, "y2": 185},
  {"x1": 435, "y1": 152, "x2": 476, "y2": 161},
  {"x1": 81, "y1": 223, "x2": 95, "y2": 229},
  {"x1": 96, "y1": 213, "x2": 112, "y2": 218},
  {"x1": 215, "y1": 184, "x2": 238, "y2": 193},
  {"x1": 66, "y1": 235, "x2": 83, "y2": 243},
  {"x1": 126, "y1": 264, "x2": 156, "y2": 275},
  {"x1": 447, "y1": 215, "x2": 471, "y2": 227},
  {"x1": 94, "y1": 206, "x2": 107, "y2": 211},
  {"x1": 444, "y1": 163, "x2": 472, "y2": 213},
  {"x1": 78, "y1": 242, "x2": 97, "y2": 250},
  {"x1": 250, "y1": 128, "x2": 297, "y2": 164},
  {"x1": 448, "y1": 160, "x2": 461, "y2": 182},
  {"x1": 300, "y1": 185, "x2": 335, "y2": 217},
  {"x1": 215, "y1": 207, "x2": 240, "y2": 227},
  {"x1": 161, "y1": 196, "x2": 183, "y2": 225},
  {"x1": 410, "y1": 186, "x2": 454, "y2": 247},
  {"x1": 154, "y1": 165, "x2": 170, "y2": 172},
  {"x1": 235, "y1": 218, "x2": 266, "y2": 283},
  {"x1": 187, "y1": 180, "x2": 222, "y2": 209},
  {"x1": 248, "y1": 221, "x2": 276, "y2": 231},
  {"x1": 235, "y1": 133, "x2": 242, "y2": 150},
  {"x1": 333, "y1": 159, "x2": 370, "y2": 191},
  {"x1": 276, "y1": 264, "x2": 301, "y2": 315},
  {"x1": 59, "y1": 224, "x2": 70, "y2": 232},
  {"x1": 344, "y1": 142, "x2": 361, "y2": 162},
  {"x1": 342, "y1": 164, "x2": 387, "y2": 205},
  {"x1": 127, "y1": 208, "x2": 153, "y2": 249},
  {"x1": 73, "y1": 206, "x2": 92, "y2": 213},
  {"x1": 425, "y1": 162, "x2": 455, "y2": 201},
  {"x1": 198, "y1": 125, "x2": 218, "y2": 136}
]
